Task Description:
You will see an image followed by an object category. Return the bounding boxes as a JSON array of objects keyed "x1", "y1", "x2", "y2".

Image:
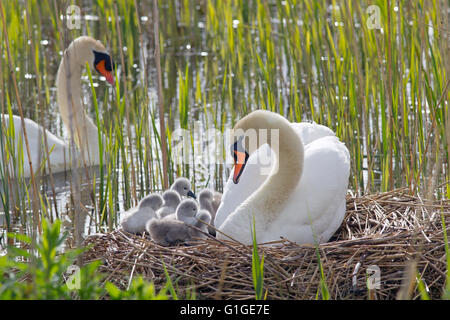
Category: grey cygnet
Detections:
[
  {"x1": 156, "y1": 190, "x2": 181, "y2": 219},
  {"x1": 171, "y1": 177, "x2": 196, "y2": 199},
  {"x1": 146, "y1": 199, "x2": 211, "y2": 246},
  {"x1": 176, "y1": 199, "x2": 211, "y2": 240},
  {"x1": 121, "y1": 193, "x2": 163, "y2": 234},
  {"x1": 198, "y1": 189, "x2": 221, "y2": 235}
]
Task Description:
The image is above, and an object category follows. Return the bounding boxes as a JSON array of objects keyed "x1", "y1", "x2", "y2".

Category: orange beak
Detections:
[
  {"x1": 233, "y1": 150, "x2": 248, "y2": 184},
  {"x1": 95, "y1": 59, "x2": 115, "y2": 85}
]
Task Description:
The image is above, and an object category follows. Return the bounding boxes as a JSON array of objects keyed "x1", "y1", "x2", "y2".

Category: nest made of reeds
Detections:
[{"x1": 82, "y1": 188, "x2": 450, "y2": 300}]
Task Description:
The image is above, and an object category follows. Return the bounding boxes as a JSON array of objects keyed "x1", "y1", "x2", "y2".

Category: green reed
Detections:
[{"x1": 251, "y1": 218, "x2": 265, "y2": 300}]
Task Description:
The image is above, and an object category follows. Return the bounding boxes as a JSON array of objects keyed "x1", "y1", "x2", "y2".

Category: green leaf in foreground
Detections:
[
  {"x1": 251, "y1": 217, "x2": 265, "y2": 300},
  {"x1": 105, "y1": 277, "x2": 168, "y2": 300}
]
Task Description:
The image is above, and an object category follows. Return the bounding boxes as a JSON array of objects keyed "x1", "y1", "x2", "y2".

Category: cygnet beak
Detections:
[{"x1": 187, "y1": 190, "x2": 196, "y2": 199}]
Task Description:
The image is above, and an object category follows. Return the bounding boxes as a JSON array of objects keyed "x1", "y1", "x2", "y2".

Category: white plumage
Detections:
[
  {"x1": 215, "y1": 110, "x2": 350, "y2": 245},
  {"x1": 1, "y1": 36, "x2": 114, "y2": 177}
]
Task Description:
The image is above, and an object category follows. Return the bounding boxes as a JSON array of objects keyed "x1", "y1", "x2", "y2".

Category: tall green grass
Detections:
[{"x1": 251, "y1": 218, "x2": 265, "y2": 300}]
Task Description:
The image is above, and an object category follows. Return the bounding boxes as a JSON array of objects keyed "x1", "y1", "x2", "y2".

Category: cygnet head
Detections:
[
  {"x1": 196, "y1": 210, "x2": 211, "y2": 226},
  {"x1": 198, "y1": 189, "x2": 213, "y2": 206},
  {"x1": 176, "y1": 199, "x2": 199, "y2": 225},
  {"x1": 162, "y1": 190, "x2": 181, "y2": 209},
  {"x1": 139, "y1": 194, "x2": 163, "y2": 211},
  {"x1": 171, "y1": 177, "x2": 196, "y2": 199}
]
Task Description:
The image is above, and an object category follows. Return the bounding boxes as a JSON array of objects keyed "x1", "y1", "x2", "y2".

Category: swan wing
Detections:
[
  {"x1": 1, "y1": 115, "x2": 69, "y2": 177},
  {"x1": 290, "y1": 121, "x2": 335, "y2": 145},
  {"x1": 266, "y1": 135, "x2": 350, "y2": 243}
]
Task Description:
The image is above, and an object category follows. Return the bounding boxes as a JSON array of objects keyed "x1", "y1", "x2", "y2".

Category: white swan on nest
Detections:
[
  {"x1": 214, "y1": 110, "x2": 350, "y2": 245},
  {"x1": 0, "y1": 36, "x2": 114, "y2": 177}
]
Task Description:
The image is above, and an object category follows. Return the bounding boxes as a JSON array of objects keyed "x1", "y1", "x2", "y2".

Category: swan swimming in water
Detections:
[
  {"x1": 214, "y1": 110, "x2": 350, "y2": 245},
  {"x1": 0, "y1": 36, "x2": 114, "y2": 177},
  {"x1": 121, "y1": 193, "x2": 163, "y2": 234}
]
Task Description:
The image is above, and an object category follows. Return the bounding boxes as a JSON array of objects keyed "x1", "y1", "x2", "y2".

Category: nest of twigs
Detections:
[{"x1": 83, "y1": 188, "x2": 450, "y2": 299}]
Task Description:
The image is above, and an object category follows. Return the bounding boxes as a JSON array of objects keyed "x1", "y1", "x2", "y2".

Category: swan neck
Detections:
[
  {"x1": 251, "y1": 119, "x2": 304, "y2": 217},
  {"x1": 56, "y1": 47, "x2": 100, "y2": 165}
]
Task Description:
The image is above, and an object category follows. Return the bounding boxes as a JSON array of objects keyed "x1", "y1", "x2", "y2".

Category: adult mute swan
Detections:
[
  {"x1": 214, "y1": 110, "x2": 350, "y2": 245},
  {"x1": 0, "y1": 36, "x2": 114, "y2": 177}
]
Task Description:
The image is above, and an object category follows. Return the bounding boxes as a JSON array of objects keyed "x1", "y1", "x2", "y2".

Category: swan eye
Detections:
[
  {"x1": 93, "y1": 50, "x2": 114, "y2": 71},
  {"x1": 93, "y1": 50, "x2": 115, "y2": 85},
  {"x1": 231, "y1": 137, "x2": 247, "y2": 160}
]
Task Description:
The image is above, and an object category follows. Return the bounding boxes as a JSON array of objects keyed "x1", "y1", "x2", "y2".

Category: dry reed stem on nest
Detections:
[{"x1": 83, "y1": 189, "x2": 450, "y2": 299}]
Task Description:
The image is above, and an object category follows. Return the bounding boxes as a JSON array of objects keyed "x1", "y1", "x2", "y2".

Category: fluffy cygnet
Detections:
[
  {"x1": 139, "y1": 193, "x2": 163, "y2": 211},
  {"x1": 121, "y1": 193, "x2": 163, "y2": 234},
  {"x1": 193, "y1": 209, "x2": 212, "y2": 239},
  {"x1": 175, "y1": 199, "x2": 199, "y2": 226},
  {"x1": 171, "y1": 177, "x2": 196, "y2": 199},
  {"x1": 198, "y1": 189, "x2": 221, "y2": 235},
  {"x1": 146, "y1": 199, "x2": 211, "y2": 246},
  {"x1": 212, "y1": 191, "x2": 222, "y2": 214},
  {"x1": 156, "y1": 190, "x2": 181, "y2": 219},
  {"x1": 146, "y1": 218, "x2": 192, "y2": 247},
  {"x1": 147, "y1": 199, "x2": 197, "y2": 246},
  {"x1": 176, "y1": 199, "x2": 211, "y2": 240}
]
